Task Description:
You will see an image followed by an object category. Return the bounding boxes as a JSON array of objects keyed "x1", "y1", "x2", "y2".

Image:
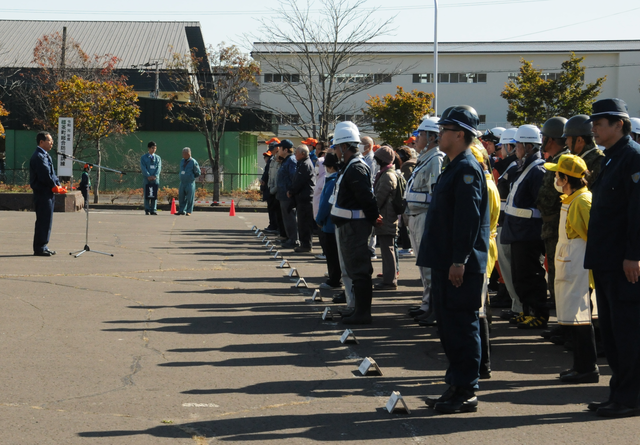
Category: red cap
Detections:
[
  {"x1": 301, "y1": 138, "x2": 318, "y2": 147},
  {"x1": 262, "y1": 150, "x2": 273, "y2": 157},
  {"x1": 265, "y1": 137, "x2": 280, "y2": 144},
  {"x1": 403, "y1": 136, "x2": 417, "y2": 144}
]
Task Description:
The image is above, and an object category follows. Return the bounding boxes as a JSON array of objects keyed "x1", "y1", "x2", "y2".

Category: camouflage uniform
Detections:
[
  {"x1": 579, "y1": 143, "x2": 605, "y2": 189},
  {"x1": 536, "y1": 149, "x2": 569, "y2": 305}
]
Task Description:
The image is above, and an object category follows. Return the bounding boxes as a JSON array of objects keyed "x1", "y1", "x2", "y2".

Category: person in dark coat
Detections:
[
  {"x1": 584, "y1": 98, "x2": 640, "y2": 418},
  {"x1": 79, "y1": 164, "x2": 92, "y2": 206},
  {"x1": 417, "y1": 106, "x2": 490, "y2": 414},
  {"x1": 288, "y1": 145, "x2": 316, "y2": 252},
  {"x1": 30, "y1": 131, "x2": 65, "y2": 256}
]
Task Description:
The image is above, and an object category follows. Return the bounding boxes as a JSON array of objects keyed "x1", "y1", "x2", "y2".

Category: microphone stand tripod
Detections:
[{"x1": 59, "y1": 154, "x2": 125, "y2": 258}]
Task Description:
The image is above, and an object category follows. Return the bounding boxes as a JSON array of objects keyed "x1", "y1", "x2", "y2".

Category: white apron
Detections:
[{"x1": 554, "y1": 192, "x2": 598, "y2": 325}]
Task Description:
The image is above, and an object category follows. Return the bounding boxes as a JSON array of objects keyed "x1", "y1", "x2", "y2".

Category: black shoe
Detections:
[
  {"x1": 550, "y1": 335, "x2": 566, "y2": 346},
  {"x1": 145, "y1": 211, "x2": 150, "y2": 215},
  {"x1": 294, "y1": 246, "x2": 313, "y2": 253},
  {"x1": 479, "y1": 369, "x2": 492, "y2": 380},
  {"x1": 409, "y1": 308, "x2": 426, "y2": 318},
  {"x1": 332, "y1": 292, "x2": 346, "y2": 304},
  {"x1": 500, "y1": 310, "x2": 520, "y2": 320},
  {"x1": 425, "y1": 386, "x2": 457, "y2": 408},
  {"x1": 151, "y1": 212, "x2": 158, "y2": 215},
  {"x1": 560, "y1": 369, "x2": 599, "y2": 384},
  {"x1": 337, "y1": 308, "x2": 355, "y2": 318},
  {"x1": 418, "y1": 317, "x2": 437, "y2": 327},
  {"x1": 541, "y1": 329, "x2": 553, "y2": 339},
  {"x1": 596, "y1": 402, "x2": 640, "y2": 418},
  {"x1": 560, "y1": 368, "x2": 574, "y2": 377},
  {"x1": 34, "y1": 250, "x2": 56, "y2": 256},
  {"x1": 434, "y1": 387, "x2": 478, "y2": 414},
  {"x1": 587, "y1": 400, "x2": 612, "y2": 412},
  {"x1": 416, "y1": 310, "x2": 437, "y2": 326}
]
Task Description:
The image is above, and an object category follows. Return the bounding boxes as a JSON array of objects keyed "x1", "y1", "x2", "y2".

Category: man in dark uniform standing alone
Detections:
[
  {"x1": 30, "y1": 131, "x2": 66, "y2": 256},
  {"x1": 417, "y1": 106, "x2": 490, "y2": 414},
  {"x1": 584, "y1": 98, "x2": 640, "y2": 418}
]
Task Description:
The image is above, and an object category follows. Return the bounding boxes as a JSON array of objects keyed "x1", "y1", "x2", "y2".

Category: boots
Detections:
[
  {"x1": 342, "y1": 282, "x2": 372, "y2": 325},
  {"x1": 479, "y1": 317, "x2": 492, "y2": 379}
]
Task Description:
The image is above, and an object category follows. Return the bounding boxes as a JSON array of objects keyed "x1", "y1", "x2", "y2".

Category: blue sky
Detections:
[{"x1": 5, "y1": 0, "x2": 640, "y2": 51}]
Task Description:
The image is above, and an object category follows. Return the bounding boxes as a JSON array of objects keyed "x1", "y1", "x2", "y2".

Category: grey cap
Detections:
[
  {"x1": 563, "y1": 115, "x2": 592, "y2": 138},
  {"x1": 541, "y1": 116, "x2": 568, "y2": 139}
]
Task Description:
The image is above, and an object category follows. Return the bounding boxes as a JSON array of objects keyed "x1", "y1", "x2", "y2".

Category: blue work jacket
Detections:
[
  {"x1": 29, "y1": 146, "x2": 60, "y2": 195},
  {"x1": 179, "y1": 157, "x2": 200, "y2": 183},
  {"x1": 416, "y1": 149, "x2": 490, "y2": 274},
  {"x1": 585, "y1": 135, "x2": 640, "y2": 270},
  {"x1": 276, "y1": 154, "x2": 297, "y2": 201},
  {"x1": 140, "y1": 153, "x2": 161, "y2": 185},
  {"x1": 500, "y1": 151, "x2": 545, "y2": 244},
  {"x1": 316, "y1": 172, "x2": 338, "y2": 233}
]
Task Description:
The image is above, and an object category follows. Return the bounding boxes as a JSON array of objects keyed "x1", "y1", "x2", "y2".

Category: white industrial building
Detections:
[{"x1": 252, "y1": 40, "x2": 640, "y2": 135}]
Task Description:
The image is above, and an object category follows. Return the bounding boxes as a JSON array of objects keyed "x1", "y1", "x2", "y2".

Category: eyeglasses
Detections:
[{"x1": 438, "y1": 127, "x2": 461, "y2": 135}]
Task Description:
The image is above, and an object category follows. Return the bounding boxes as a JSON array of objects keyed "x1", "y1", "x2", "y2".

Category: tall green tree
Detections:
[
  {"x1": 48, "y1": 75, "x2": 140, "y2": 203},
  {"x1": 501, "y1": 53, "x2": 606, "y2": 126},
  {"x1": 364, "y1": 86, "x2": 434, "y2": 147},
  {"x1": 167, "y1": 43, "x2": 260, "y2": 202}
]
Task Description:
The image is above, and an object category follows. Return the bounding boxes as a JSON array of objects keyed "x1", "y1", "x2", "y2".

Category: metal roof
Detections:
[
  {"x1": 0, "y1": 20, "x2": 201, "y2": 68},
  {"x1": 253, "y1": 40, "x2": 640, "y2": 55}
]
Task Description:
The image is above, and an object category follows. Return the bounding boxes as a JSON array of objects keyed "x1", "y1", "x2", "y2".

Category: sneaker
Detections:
[
  {"x1": 371, "y1": 255, "x2": 377, "y2": 260},
  {"x1": 314, "y1": 254, "x2": 326, "y2": 260},
  {"x1": 324, "y1": 272, "x2": 330, "y2": 278},
  {"x1": 518, "y1": 316, "x2": 548, "y2": 329},
  {"x1": 319, "y1": 282, "x2": 342, "y2": 290},
  {"x1": 509, "y1": 312, "x2": 526, "y2": 325},
  {"x1": 398, "y1": 249, "x2": 414, "y2": 257},
  {"x1": 294, "y1": 246, "x2": 313, "y2": 253},
  {"x1": 332, "y1": 292, "x2": 346, "y2": 303}
]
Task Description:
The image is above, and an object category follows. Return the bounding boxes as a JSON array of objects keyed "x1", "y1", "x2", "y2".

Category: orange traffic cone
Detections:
[
  {"x1": 170, "y1": 198, "x2": 177, "y2": 215},
  {"x1": 229, "y1": 199, "x2": 236, "y2": 216}
]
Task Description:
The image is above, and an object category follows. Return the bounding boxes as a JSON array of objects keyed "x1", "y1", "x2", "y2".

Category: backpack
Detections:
[{"x1": 391, "y1": 170, "x2": 407, "y2": 215}]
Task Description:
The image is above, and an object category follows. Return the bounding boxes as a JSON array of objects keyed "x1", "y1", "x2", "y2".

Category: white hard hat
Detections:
[
  {"x1": 491, "y1": 127, "x2": 506, "y2": 140},
  {"x1": 417, "y1": 117, "x2": 440, "y2": 133},
  {"x1": 515, "y1": 124, "x2": 542, "y2": 145},
  {"x1": 334, "y1": 121, "x2": 358, "y2": 132},
  {"x1": 332, "y1": 122, "x2": 361, "y2": 145},
  {"x1": 499, "y1": 128, "x2": 518, "y2": 145},
  {"x1": 631, "y1": 117, "x2": 640, "y2": 134}
]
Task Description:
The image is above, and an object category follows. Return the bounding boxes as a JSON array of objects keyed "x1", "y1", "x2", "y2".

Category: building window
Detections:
[
  {"x1": 413, "y1": 73, "x2": 434, "y2": 83},
  {"x1": 264, "y1": 73, "x2": 300, "y2": 83},
  {"x1": 438, "y1": 72, "x2": 487, "y2": 83},
  {"x1": 319, "y1": 73, "x2": 392, "y2": 83},
  {"x1": 478, "y1": 114, "x2": 486, "y2": 124},
  {"x1": 275, "y1": 114, "x2": 301, "y2": 125}
]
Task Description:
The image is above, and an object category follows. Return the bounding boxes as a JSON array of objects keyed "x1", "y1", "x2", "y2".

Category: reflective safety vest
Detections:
[
  {"x1": 503, "y1": 158, "x2": 544, "y2": 219},
  {"x1": 330, "y1": 156, "x2": 369, "y2": 220},
  {"x1": 405, "y1": 161, "x2": 433, "y2": 204}
]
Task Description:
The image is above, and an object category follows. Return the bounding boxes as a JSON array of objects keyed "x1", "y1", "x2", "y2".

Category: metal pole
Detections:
[
  {"x1": 154, "y1": 62, "x2": 160, "y2": 99},
  {"x1": 433, "y1": 0, "x2": 438, "y2": 116}
]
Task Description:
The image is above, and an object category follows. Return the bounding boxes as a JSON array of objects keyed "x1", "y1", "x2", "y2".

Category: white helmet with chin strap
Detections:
[
  {"x1": 631, "y1": 117, "x2": 640, "y2": 135},
  {"x1": 332, "y1": 122, "x2": 361, "y2": 146},
  {"x1": 515, "y1": 124, "x2": 542, "y2": 145},
  {"x1": 500, "y1": 128, "x2": 518, "y2": 145},
  {"x1": 418, "y1": 117, "x2": 440, "y2": 133}
]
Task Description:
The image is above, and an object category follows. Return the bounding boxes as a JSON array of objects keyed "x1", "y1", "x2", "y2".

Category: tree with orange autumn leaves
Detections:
[{"x1": 47, "y1": 76, "x2": 140, "y2": 203}]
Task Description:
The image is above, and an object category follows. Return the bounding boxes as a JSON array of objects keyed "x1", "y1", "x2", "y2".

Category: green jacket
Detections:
[
  {"x1": 580, "y1": 144, "x2": 605, "y2": 189},
  {"x1": 536, "y1": 149, "x2": 569, "y2": 240}
]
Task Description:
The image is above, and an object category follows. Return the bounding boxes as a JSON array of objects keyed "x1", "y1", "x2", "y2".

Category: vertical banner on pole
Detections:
[{"x1": 57, "y1": 117, "x2": 74, "y2": 177}]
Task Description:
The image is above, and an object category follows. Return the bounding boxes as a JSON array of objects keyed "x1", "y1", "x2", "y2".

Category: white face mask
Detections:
[
  {"x1": 358, "y1": 144, "x2": 366, "y2": 152},
  {"x1": 554, "y1": 178, "x2": 564, "y2": 193}
]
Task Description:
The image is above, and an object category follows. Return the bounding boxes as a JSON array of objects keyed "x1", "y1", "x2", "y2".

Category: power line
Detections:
[{"x1": 1, "y1": 0, "x2": 550, "y2": 17}]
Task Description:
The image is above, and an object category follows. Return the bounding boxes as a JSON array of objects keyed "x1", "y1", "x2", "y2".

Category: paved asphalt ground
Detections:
[{"x1": 0, "y1": 208, "x2": 637, "y2": 444}]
